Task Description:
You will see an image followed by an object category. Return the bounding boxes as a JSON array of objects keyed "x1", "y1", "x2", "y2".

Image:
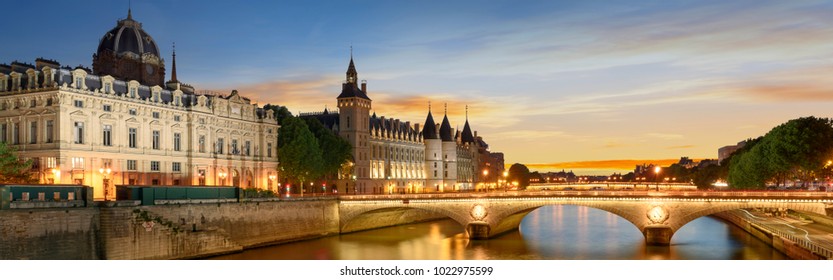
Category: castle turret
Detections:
[
  {"x1": 423, "y1": 105, "x2": 443, "y2": 192},
  {"x1": 337, "y1": 54, "x2": 372, "y2": 193},
  {"x1": 440, "y1": 105, "x2": 457, "y2": 191}
]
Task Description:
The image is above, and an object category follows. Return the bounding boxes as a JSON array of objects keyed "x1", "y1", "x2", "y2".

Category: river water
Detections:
[{"x1": 209, "y1": 205, "x2": 786, "y2": 260}]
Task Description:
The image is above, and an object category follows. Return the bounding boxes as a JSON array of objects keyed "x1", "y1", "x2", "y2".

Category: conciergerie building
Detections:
[{"x1": 0, "y1": 10, "x2": 280, "y2": 199}]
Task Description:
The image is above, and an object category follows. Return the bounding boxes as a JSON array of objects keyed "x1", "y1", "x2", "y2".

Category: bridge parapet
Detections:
[{"x1": 338, "y1": 191, "x2": 833, "y2": 246}]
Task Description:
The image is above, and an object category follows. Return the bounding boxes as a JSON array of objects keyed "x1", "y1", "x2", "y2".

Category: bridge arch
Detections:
[{"x1": 338, "y1": 203, "x2": 472, "y2": 234}]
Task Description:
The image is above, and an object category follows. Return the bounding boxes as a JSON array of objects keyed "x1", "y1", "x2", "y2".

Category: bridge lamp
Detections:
[{"x1": 51, "y1": 168, "x2": 61, "y2": 183}]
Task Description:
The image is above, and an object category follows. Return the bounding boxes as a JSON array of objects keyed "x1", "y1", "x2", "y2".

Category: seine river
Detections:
[{"x1": 209, "y1": 205, "x2": 786, "y2": 260}]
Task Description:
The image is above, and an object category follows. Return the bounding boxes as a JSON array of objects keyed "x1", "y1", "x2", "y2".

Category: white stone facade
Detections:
[{"x1": 0, "y1": 65, "x2": 279, "y2": 200}]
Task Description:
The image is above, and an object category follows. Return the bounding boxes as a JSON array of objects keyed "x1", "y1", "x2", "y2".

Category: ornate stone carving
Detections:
[
  {"x1": 647, "y1": 205, "x2": 669, "y2": 224},
  {"x1": 470, "y1": 203, "x2": 487, "y2": 221}
]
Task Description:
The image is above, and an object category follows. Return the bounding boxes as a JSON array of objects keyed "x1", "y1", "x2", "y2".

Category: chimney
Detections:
[
  {"x1": 474, "y1": 131, "x2": 478, "y2": 138},
  {"x1": 415, "y1": 123, "x2": 421, "y2": 132},
  {"x1": 361, "y1": 80, "x2": 367, "y2": 92}
]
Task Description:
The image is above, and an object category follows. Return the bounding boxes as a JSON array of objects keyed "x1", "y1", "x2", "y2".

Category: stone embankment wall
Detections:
[
  {"x1": 99, "y1": 198, "x2": 341, "y2": 260},
  {"x1": 0, "y1": 208, "x2": 98, "y2": 260},
  {"x1": 713, "y1": 211, "x2": 831, "y2": 260},
  {"x1": 1, "y1": 198, "x2": 448, "y2": 260}
]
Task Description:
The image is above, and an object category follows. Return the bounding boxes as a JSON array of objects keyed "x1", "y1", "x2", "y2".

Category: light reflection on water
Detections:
[{"x1": 208, "y1": 205, "x2": 786, "y2": 260}]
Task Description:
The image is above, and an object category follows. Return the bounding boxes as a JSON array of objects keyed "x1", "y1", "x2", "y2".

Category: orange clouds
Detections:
[
  {"x1": 740, "y1": 84, "x2": 833, "y2": 102},
  {"x1": 521, "y1": 159, "x2": 705, "y2": 172}
]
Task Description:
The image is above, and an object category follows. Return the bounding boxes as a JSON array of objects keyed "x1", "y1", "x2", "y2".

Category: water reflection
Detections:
[{"x1": 208, "y1": 205, "x2": 786, "y2": 260}]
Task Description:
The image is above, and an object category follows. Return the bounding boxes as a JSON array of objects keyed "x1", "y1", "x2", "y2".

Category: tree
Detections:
[
  {"x1": 0, "y1": 142, "x2": 35, "y2": 183},
  {"x1": 263, "y1": 104, "x2": 293, "y2": 125},
  {"x1": 692, "y1": 164, "x2": 721, "y2": 189},
  {"x1": 277, "y1": 116, "x2": 322, "y2": 194},
  {"x1": 304, "y1": 118, "x2": 352, "y2": 187},
  {"x1": 727, "y1": 117, "x2": 833, "y2": 189},
  {"x1": 507, "y1": 163, "x2": 531, "y2": 190}
]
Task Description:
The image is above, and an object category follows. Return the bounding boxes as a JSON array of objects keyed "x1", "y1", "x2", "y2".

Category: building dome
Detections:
[{"x1": 96, "y1": 11, "x2": 160, "y2": 59}]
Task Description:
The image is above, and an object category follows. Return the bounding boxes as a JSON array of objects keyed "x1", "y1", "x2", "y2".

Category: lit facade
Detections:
[{"x1": 0, "y1": 11, "x2": 279, "y2": 199}]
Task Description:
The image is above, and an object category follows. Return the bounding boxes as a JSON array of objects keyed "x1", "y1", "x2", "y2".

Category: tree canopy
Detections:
[
  {"x1": 727, "y1": 117, "x2": 833, "y2": 189},
  {"x1": 0, "y1": 142, "x2": 35, "y2": 183},
  {"x1": 507, "y1": 163, "x2": 531, "y2": 190},
  {"x1": 277, "y1": 116, "x2": 322, "y2": 193}
]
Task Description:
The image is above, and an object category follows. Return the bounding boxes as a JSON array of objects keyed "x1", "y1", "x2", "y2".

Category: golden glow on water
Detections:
[{"x1": 208, "y1": 206, "x2": 788, "y2": 260}]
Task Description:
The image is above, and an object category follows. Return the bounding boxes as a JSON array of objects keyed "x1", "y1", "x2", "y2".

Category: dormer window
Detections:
[
  {"x1": 104, "y1": 83, "x2": 111, "y2": 94},
  {"x1": 130, "y1": 87, "x2": 137, "y2": 98},
  {"x1": 75, "y1": 77, "x2": 83, "y2": 89}
]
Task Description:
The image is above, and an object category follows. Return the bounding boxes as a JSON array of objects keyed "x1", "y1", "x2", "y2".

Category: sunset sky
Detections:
[{"x1": 4, "y1": 1, "x2": 833, "y2": 174}]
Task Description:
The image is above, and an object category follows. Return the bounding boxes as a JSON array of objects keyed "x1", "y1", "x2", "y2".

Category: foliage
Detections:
[
  {"x1": 242, "y1": 188, "x2": 277, "y2": 198},
  {"x1": 507, "y1": 163, "x2": 531, "y2": 190},
  {"x1": 727, "y1": 117, "x2": 833, "y2": 189},
  {"x1": 0, "y1": 142, "x2": 35, "y2": 183},
  {"x1": 692, "y1": 164, "x2": 721, "y2": 189},
  {"x1": 263, "y1": 104, "x2": 293, "y2": 125},
  {"x1": 304, "y1": 118, "x2": 352, "y2": 182},
  {"x1": 277, "y1": 116, "x2": 322, "y2": 193}
]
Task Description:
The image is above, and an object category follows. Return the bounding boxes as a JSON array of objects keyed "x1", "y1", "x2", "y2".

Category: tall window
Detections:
[
  {"x1": 128, "y1": 128, "x2": 137, "y2": 148},
  {"x1": 130, "y1": 87, "x2": 136, "y2": 98},
  {"x1": 173, "y1": 133, "x2": 181, "y2": 152},
  {"x1": 172, "y1": 162, "x2": 181, "y2": 172},
  {"x1": 347, "y1": 116, "x2": 350, "y2": 128},
  {"x1": 73, "y1": 122, "x2": 83, "y2": 144},
  {"x1": 150, "y1": 161, "x2": 160, "y2": 171},
  {"x1": 217, "y1": 138, "x2": 224, "y2": 154},
  {"x1": 102, "y1": 125, "x2": 112, "y2": 146},
  {"x1": 244, "y1": 140, "x2": 251, "y2": 156},
  {"x1": 231, "y1": 139, "x2": 238, "y2": 155},
  {"x1": 29, "y1": 121, "x2": 37, "y2": 144},
  {"x1": 267, "y1": 143, "x2": 272, "y2": 158},
  {"x1": 0, "y1": 124, "x2": 6, "y2": 143},
  {"x1": 45, "y1": 120, "x2": 53, "y2": 143},
  {"x1": 75, "y1": 77, "x2": 82, "y2": 89},
  {"x1": 72, "y1": 157, "x2": 84, "y2": 169},
  {"x1": 126, "y1": 160, "x2": 137, "y2": 171},
  {"x1": 104, "y1": 83, "x2": 111, "y2": 93},
  {"x1": 152, "y1": 130, "x2": 160, "y2": 150},
  {"x1": 199, "y1": 135, "x2": 206, "y2": 153}
]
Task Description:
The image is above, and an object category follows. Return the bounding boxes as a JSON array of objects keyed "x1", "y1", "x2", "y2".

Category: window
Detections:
[
  {"x1": 173, "y1": 133, "x2": 181, "y2": 152},
  {"x1": 73, "y1": 122, "x2": 84, "y2": 144},
  {"x1": 45, "y1": 157, "x2": 56, "y2": 169},
  {"x1": 103, "y1": 104, "x2": 112, "y2": 112},
  {"x1": 46, "y1": 98, "x2": 52, "y2": 106},
  {"x1": 102, "y1": 125, "x2": 112, "y2": 146},
  {"x1": 152, "y1": 130, "x2": 160, "y2": 150},
  {"x1": 29, "y1": 121, "x2": 37, "y2": 144},
  {"x1": 129, "y1": 108, "x2": 137, "y2": 115},
  {"x1": 29, "y1": 99, "x2": 36, "y2": 108},
  {"x1": 199, "y1": 135, "x2": 206, "y2": 153},
  {"x1": 347, "y1": 116, "x2": 350, "y2": 128},
  {"x1": 231, "y1": 139, "x2": 238, "y2": 155},
  {"x1": 45, "y1": 120, "x2": 53, "y2": 143},
  {"x1": 153, "y1": 94, "x2": 159, "y2": 103},
  {"x1": 174, "y1": 115, "x2": 181, "y2": 122},
  {"x1": 172, "y1": 162, "x2": 181, "y2": 172},
  {"x1": 267, "y1": 143, "x2": 272, "y2": 158},
  {"x1": 75, "y1": 77, "x2": 82, "y2": 89},
  {"x1": 152, "y1": 112, "x2": 160, "y2": 119},
  {"x1": 128, "y1": 128, "x2": 137, "y2": 148},
  {"x1": 104, "y1": 83, "x2": 111, "y2": 93},
  {"x1": 150, "y1": 161, "x2": 160, "y2": 171},
  {"x1": 72, "y1": 157, "x2": 84, "y2": 169},
  {"x1": 102, "y1": 159, "x2": 112, "y2": 169},
  {"x1": 217, "y1": 138, "x2": 224, "y2": 154},
  {"x1": 434, "y1": 170, "x2": 438, "y2": 177},
  {"x1": 130, "y1": 87, "x2": 137, "y2": 98},
  {"x1": 244, "y1": 140, "x2": 251, "y2": 156},
  {"x1": 73, "y1": 100, "x2": 83, "y2": 108},
  {"x1": 126, "y1": 160, "x2": 137, "y2": 171}
]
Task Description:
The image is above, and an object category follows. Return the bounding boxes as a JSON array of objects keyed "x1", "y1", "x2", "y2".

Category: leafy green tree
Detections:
[
  {"x1": 692, "y1": 164, "x2": 721, "y2": 189},
  {"x1": 277, "y1": 116, "x2": 322, "y2": 194},
  {"x1": 727, "y1": 117, "x2": 833, "y2": 189},
  {"x1": 304, "y1": 118, "x2": 352, "y2": 189},
  {"x1": 0, "y1": 142, "x2": 35, "y2": 183},
  {"x1": 507, "y1": 163, "x2": 531, "y2": 190},
  {"x1": 263, "y1": 104, "x2": 293, "y2": 125}
]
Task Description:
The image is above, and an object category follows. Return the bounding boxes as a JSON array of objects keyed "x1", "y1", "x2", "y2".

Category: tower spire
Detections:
[
  {"x1": 127, "y1": 0, "x2": 133, "y2": 20},
  {"x1": 466, "y1": 105, "x2": 468, "y2": 120},
  {"x1": 170, "y1": 42, "x2": 178, "y2": 82},
  {"x1": 444, "y1": 103, "x2": 447, "y2": 115}
]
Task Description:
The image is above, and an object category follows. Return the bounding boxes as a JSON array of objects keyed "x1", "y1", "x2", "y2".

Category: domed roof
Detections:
[{"x1": 96, "y1": 10, "x2": 160, "y2": 59}]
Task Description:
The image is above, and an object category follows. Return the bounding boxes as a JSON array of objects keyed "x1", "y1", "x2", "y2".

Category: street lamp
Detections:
[
  {"x1": 50, "y1": 168, "x2": 61, "y2": 184},
  {"x1": 654, "y1": 166, "x2": 661, "y2": 190},
  {"x1": 482, "y1": 169, "x2": 489, "y2": 192},
  {"x1": 268, "y1": 174, "x2": 277, "y2": 192},
  {"x1": 218, "y1": 171, "x2": 227, "y2": 186},
  {"x1": 98, "y1": 168, "x2": 111, "y2": 201}
]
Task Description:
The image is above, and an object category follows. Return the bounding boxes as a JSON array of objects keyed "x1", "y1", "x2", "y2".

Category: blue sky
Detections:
[{"x1": 4, "y1": 0, "x2": 833, "y2": 174}]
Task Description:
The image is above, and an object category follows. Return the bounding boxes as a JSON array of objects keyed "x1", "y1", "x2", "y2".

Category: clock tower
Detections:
[{"x1": 337, "y1": 55, "x2": 371, "y2": 192}]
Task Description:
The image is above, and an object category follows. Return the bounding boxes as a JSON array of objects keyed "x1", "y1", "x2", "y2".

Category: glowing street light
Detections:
[{"x1": 98, "y1": 168, "x2": 112, "y2": 201}]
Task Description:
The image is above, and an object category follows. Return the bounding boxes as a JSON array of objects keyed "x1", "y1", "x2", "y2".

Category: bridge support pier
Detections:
[
  {"x1": 643, "y1": 226, "x2": 673, "y2": 246},
  {"x1": 466, "y1": 222, "x2": 491, "y2": 240}
]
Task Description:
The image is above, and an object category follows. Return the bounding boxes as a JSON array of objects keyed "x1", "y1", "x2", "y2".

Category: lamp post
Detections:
[
  {"x1": 218, "y1": 171, "x2": 227, "y2": 186},
  {"x1": 482, "y1": 169, "x2": 489, "y2": 192},
  {"x1": 98, "y1": 168, "x2": 111, "y2": 201},
  {"x1": 654, "y1": 166, "x2": 661, "y2": 191},
  {"x1": 50, "y1": 168, "x2": 61, "y2": 184},
  {"x1": 268, "y1": 174, "x2": 277, "y2": 192}
]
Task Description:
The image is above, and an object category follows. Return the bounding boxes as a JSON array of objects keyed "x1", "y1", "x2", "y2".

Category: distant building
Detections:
[
  {"x1": 718, "y1": 141, "x2": 746, "y2": 164},
  {"x1": 300, "y1": 57, "x2": 500, "y2": 194}
]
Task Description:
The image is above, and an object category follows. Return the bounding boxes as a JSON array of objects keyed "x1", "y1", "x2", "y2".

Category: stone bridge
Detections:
[{"x1": 338, "y1": 190, "x2": 833, "y2": 245}]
